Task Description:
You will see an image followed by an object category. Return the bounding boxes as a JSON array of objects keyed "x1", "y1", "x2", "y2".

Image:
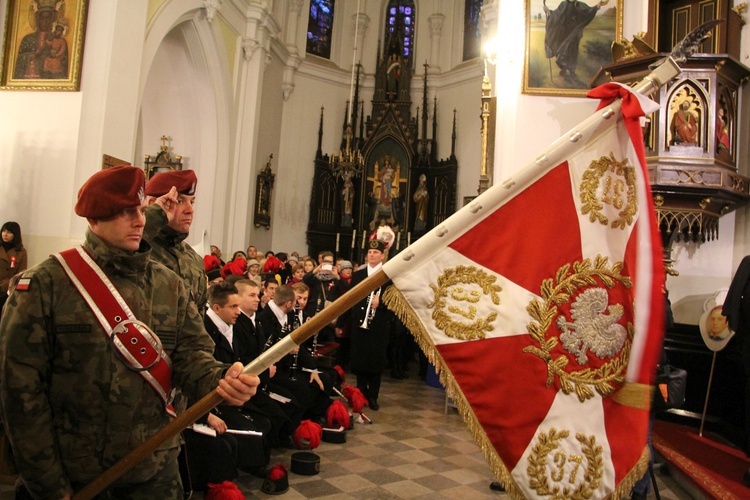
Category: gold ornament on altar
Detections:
[{"x1": 611, "y1": 33, "x2": 656, "y2": 62}]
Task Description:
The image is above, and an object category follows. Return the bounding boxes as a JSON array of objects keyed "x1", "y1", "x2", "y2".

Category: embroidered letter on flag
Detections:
[{"x1": 382, "y1": 83, "x2": 665, "y2": 498}]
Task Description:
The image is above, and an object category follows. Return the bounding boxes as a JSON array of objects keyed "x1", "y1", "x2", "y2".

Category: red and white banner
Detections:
[{"x1": 383, "y1": 84, "x2": 665, "y2": 498}]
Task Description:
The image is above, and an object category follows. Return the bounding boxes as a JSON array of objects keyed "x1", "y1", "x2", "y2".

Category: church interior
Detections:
[{"x1": 2, "y1": 0, "x2": 750, "y2": 497}]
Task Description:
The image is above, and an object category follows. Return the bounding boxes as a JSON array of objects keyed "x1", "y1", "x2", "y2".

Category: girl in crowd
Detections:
[
  {"x1": 303, "y1": 259, "x2": 315, "y2": 273},
  {"x1": 288, "y1": 264, "x2": 306, "y2": 285},
  {"x1": 1, "y1": 222, "x2": 27, "y2": 293}
]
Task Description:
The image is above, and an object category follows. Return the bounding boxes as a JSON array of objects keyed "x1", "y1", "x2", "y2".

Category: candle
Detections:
[
  {"x1": 336, "y1": 233, "x2": 340, "y2": 252},
  {"x1": 351, "y1": 229, "x2": 357, "y2": 249},
  {"x1": 407, "y1": 232, "x2": 411, "y2": 247},
  {"x1": 361, "y1": 232, "x2": 366, "y2": 249},
  {"x1": 395, "y1": 231, "x2": 401, "y2": 250}
]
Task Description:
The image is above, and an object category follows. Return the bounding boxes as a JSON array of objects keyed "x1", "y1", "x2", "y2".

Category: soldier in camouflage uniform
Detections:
[
  {"x1": 143, "y1": 169, "x2": 208, "y2": 315},
  {"x1": 0, "y1": 166, "x2": 259, "y2": 499}
]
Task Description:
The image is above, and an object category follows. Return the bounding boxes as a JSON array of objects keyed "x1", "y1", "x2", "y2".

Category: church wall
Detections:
[
  {"x1": 428, "y1": 64, "x2": 484, "y2": 202},
  {"x1": 1, "y1": 0, "x2": 748, "y2": 314},
  {"x1": 0, "y1": 0, "x2": 149, "y2": 268},
  {"x1": 249, "y1": 53, "x2": 286, "y2": 256},
  {"x1": 276, "y1": 58, "x2": 353, "y2": 256},
  {"x1": 487, "y1": 0, "x2": 750, "y2": 322}
]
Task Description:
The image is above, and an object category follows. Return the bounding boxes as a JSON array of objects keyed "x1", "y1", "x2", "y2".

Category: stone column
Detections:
[
  {"x1": 428, "y1": 13, "x2": 444, "y2": 74},
  {"x1": 352, "y1": 12, "x2": 370, "y2": 71},
  {"x1": 229, "y1": 3, "x2": 277, "y2": 251}
]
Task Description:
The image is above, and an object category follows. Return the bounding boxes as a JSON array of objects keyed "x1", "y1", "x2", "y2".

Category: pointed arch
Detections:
[
  {"x1": 666, "y1": 78, "x2": 709, "y2": 151},
  {"x1": 463, "y1": 0, "x2": 483, "y2": 61},
  {"x1": 306, "y1": 0, "x2": 335, "y2": 59},
  {"x1": 384, "y1": 0, "x2": 416, "y2": 66}
]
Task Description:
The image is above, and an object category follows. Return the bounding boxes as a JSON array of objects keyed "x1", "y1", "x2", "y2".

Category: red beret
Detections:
[
  {"x1": 145, "y1": 169, "x2": 197, "y2": 197},
  {"x1": 75, "y1": 165, "x2": 146, "y2": 219}
]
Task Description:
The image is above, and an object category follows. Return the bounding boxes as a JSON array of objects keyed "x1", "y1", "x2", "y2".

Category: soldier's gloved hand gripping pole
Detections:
[{"x1": 73, "y1": 270, "x2": 390, "y2": 500}]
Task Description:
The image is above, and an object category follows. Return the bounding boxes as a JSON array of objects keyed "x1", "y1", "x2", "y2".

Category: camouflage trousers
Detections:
[{"x1": 16, "y1": 454, "x2": 183, "y2": 499}]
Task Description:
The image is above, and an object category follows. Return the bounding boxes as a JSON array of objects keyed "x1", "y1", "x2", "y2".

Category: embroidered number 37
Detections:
[{"x1": 552, "y1": 451, "x2": 583, "y2": 484}]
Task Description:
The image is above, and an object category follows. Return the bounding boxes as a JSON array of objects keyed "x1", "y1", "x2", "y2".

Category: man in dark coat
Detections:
[
  {"x1": 257, "y1": 285, "x2": 330, "y2": 419},
  {"x1": 234, "y1": 279, "x2": 302, "y2": 448},
  {"x1": 203, "y1": 282, "x2": 271, "y2": 472},
  {"x1": 543, "y1": 0, "x2": 609, "y2": 80},
  {"x1": 336, "y1": 240, "x2": 393, "y2": 410},
  {"x1": 723, "y1": 256, "x2": 750, "y2": 486}
]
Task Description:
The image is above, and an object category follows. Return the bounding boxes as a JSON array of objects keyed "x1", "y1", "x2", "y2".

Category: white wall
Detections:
[
  {"x1": 2, "y1": 0, "x2": 748, "y2": 319},
  {"x1": 0, "y1": 0, "x2": 149, "y2": 266}
]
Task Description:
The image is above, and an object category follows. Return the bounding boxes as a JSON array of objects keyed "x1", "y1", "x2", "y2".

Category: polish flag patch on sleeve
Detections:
[{"x1": 14, "y1": 278, "x2": 31, "y2": 291}]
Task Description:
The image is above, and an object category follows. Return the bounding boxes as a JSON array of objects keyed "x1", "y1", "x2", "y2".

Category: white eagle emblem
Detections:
[{"x1": 556, "y1": 288, "x2": 627, "y2": 365}]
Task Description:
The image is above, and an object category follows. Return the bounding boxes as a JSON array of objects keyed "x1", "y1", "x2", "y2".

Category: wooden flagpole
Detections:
[
  {"x1": 76, "y1": 20, "x2": 719, "y2": 499},
  {"x1": 74, "y1": 270, "x2": 390, "y2": 500}
]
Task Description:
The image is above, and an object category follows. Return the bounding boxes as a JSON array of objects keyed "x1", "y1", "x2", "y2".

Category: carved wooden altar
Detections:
[
  {"x1": 594, "y1": 51, "x2": 750, "y2": 273},
  {"x1": 144, "y1": 135, "x2": 183, "y2": 180},
  {"x1": 307, "y1": 26, "x2": 458, "y2": 262},
  {"x1": 593, "y1": 1, "x2": 750, "y2": 448}
]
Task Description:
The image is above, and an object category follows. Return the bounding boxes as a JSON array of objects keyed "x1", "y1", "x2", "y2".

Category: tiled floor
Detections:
[
  {"x1": 203, "y1": 366, "x2": 692, "y2": 499},
  {"x1": 1, "y1": 365, "x2": 694, "y2": 499}
]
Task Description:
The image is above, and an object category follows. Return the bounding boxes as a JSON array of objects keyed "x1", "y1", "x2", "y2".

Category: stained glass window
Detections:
[
  {"x1": 384, "y1": 0, "x2": 415, "y2": 63},
  {"x1": 307, "y1": 0, "x2": 335, "y2": 59},
  {"x1": 463, "y1": 0, "x2": 483, "y2": 61}
]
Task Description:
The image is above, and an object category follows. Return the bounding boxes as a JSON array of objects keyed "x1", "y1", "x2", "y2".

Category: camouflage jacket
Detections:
[
  {"x1": 144, "y1": 205, "x2": 208, "y2": 315},
  {"x1": 0, "y1": 230, "x2": 224, "y2": 498}
]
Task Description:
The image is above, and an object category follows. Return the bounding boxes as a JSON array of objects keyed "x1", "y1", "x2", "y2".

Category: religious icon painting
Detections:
[
  {"x1": 1, "y1": 0, "x2": 89, "y2": 91},
  {"x1": 523, "y1": 0, "x2": 623, "y2": 97}
]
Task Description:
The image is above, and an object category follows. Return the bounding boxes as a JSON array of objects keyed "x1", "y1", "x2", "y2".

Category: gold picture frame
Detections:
[
  {"x1": 1, "y1": 0, "x2": 88, "y2": 91},
  {"x1": 523, "y1": 0, "x2": 623, "y2": 97}
]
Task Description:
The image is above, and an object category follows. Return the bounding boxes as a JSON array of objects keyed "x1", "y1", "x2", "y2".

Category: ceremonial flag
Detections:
[{"x1": 382, "y1": 83, "x2": 665, "y2": 498}]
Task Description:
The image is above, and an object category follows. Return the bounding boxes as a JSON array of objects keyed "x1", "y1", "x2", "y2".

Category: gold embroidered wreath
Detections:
[
  {"x1": 428, "y1": 265, "x2": 502, "y2": 341},
  {"x1": 523, "y1": 256, "x2": 634, "y2": 402},
  {"x1": 527, "y1": 428, "x2": 603, "y2": 499},
  {"x1": 579, "y1": 152, "x2": 637, "y2": 230}
]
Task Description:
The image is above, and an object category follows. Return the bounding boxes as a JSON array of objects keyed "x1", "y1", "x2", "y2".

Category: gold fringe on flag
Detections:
[
  {"x1": 612, "y1": 446, "x2": 651, "y2": 499},
  {"x1": 382, "y1": 286, "x2": 521, "y2": 498},
  {"x1": 383, "y1": 285, "x2": 654, "y2": 498}
]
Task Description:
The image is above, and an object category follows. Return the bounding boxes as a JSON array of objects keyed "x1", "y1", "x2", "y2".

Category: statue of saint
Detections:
[
  {"x1": 342, "y1": 170, "x2": 354, "y2": 216},
  {"x1": 716, "y1": 107, "x2": 730, "y2": 152},
  {"x1": 413, "y1": 174, "x2": 429, "y2": 228},
  {"x1": 671, "y1": 99, "x2": 699, "y2": 145}
]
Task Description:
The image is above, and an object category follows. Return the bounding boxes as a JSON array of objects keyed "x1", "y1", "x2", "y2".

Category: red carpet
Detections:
[{"x1": 653, "y1": 420, "x2": 750, "y2": 498}]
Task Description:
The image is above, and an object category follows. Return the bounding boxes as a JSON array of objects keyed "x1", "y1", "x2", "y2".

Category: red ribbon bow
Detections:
[{"x1": 587, "y1": 82, "x2": 649, "y2": 163}]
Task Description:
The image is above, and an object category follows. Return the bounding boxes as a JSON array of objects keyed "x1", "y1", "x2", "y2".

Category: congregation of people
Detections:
[
  {"x1": 0, "y1": 168, "x2": 426, "y2": 498},
  {"x1": 192, "y1": 236, "x2": 428, "y2": 490}
]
